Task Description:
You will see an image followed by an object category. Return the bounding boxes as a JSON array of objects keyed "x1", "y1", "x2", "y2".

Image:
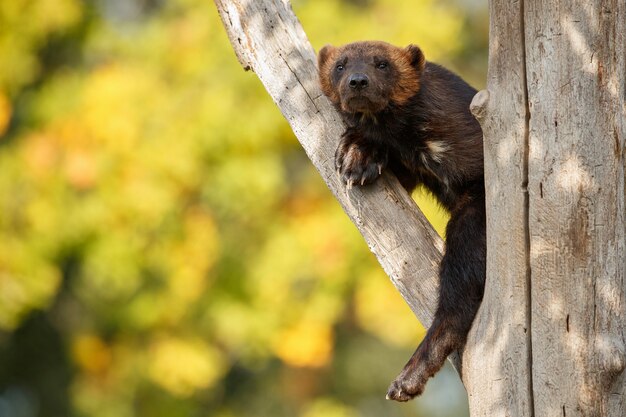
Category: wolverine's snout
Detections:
[{"x1": 348, "y1": 73, "x2": 369, "y2": 90}]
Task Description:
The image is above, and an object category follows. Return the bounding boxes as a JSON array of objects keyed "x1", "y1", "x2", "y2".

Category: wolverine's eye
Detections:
[
  {"x1": 377, "y1": 61, "x2": 389, "y2": 70},
  {"x1": 336, "y1": 64, "x2": 344, "y2": 71}
]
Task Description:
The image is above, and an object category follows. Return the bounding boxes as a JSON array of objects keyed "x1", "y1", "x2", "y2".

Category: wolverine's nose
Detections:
[{"x1": 348, "y1": 73, "x2": 369, "y2": 89}]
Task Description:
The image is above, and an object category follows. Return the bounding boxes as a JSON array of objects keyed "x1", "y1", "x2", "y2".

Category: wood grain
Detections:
[
  {"x1": 525, "y1": 1, "x2": 626, "y2": 415},
  {"x1": 463, "y1": 0, "x2": 534, "y2": 415}
]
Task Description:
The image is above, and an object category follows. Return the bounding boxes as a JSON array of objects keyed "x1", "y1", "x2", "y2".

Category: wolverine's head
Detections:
[{"x1": 317, "y1": 41, "x2": 425, "y2": 114}]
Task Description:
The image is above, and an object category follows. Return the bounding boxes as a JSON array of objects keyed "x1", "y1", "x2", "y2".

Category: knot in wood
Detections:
[
  {"x1": 470, "y1": 89, "x2": 490, "y2": 121},
  {"x1": 596, "y1": 334, "x2": 626, "y2": 379}
]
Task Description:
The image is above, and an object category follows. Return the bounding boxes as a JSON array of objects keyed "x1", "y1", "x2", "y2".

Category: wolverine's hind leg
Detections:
[{"x1": 386, "y1": 192, "x2": 486, "y2": 401}]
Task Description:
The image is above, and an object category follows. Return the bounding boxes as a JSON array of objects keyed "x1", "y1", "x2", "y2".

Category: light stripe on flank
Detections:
[{"x1": 426, "y1": 141, "x2": 450, "y2": 163}]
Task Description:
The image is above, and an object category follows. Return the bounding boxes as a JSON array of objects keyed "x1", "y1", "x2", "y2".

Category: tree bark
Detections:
[
  {"x1": 463, "y1": 0, "x2": 533, "y2": 415},
  {"x1": 467, "y1": 1, "x2": 626, "y2": 416},
  {"x1": 524, "y1": 1, "x2": 626, "y2": 415},
  {"x1": 214, "y1": 0, "x2": 626, "y2": 415}
]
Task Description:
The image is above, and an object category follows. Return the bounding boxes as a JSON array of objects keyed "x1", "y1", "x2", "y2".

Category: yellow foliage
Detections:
[
  {"x1": 273, "y1": 321, "x2": 334, "y2": 368},
  {"x1": 81, "y1": 64, "x2": 161, "y2": 151},
  {"x1": 64, "y1": 149, "x2": 99, "y2": 190},
  {"x1": 0, "y1": 0, "x2": 82, "y2": 93},
  {"x1": 413, "y1": 187, "x2": 450, "y2": 238},
  {"x1": 300, "y1": 0, "x2": 462, "y2": 62},
  {"x1": 355, "y1": 270, "x2": 426, "y2": 347},
  {"x1": 161, "y1": 207, "x2": 221, "y2": 320},
  {"x1": 147, "y1": 336, "x2": 226, "y2": 397},
  {"x1": 210, "y1": 300, "x2": 276, "y2": 359},
  {"x1": 80, "y1": 231, "x2": 144, "y2": 301},
  {"x1": 0, "y1": 90, "x2": 10, "y2": 137},
  {"x1": 23, "y1": 0, "x2": 82, "y2": 34},
  {"x1": 0, "y1": 240, "x2": 61, "y2": 329},
  {"x1": 301, "y1": 398, "x2": 357, "y2": 417},
  {"x1": 72, "y1": 334, "x2": 113, "y2": 375},
  {"x1": 21, "y1": 132, "x2": 60, "y2": 178}
]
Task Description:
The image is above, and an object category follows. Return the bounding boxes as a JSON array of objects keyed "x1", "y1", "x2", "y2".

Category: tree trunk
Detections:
[
  {"x1": 467, "y1": 0, "x2": 626, "y2": 416},
  {"x1": 463, "y1": 0, "x2": 533, "y2": 414},
  {"x1": 526, "y1": 0, "x2": 626, "y2": 415},
  {"x1": 214, "y1": 0, "x2": 626, "y2": 415}
]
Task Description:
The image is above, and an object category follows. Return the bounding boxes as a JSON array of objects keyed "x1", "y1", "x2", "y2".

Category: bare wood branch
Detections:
[{"x1": 212, "y1": 0, "x2": 444, "y2": 329}]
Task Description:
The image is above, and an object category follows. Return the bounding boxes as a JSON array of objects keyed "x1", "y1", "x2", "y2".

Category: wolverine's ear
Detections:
[
  {"x1": 405, "y1": 44, "x2": 425, "y2": 71},
  {"x1": 318, "y1": 45, "x2": 336, "y2": 69},
  {"x1": 317, "y1": 45, "x2": 340, "y2": 104}
]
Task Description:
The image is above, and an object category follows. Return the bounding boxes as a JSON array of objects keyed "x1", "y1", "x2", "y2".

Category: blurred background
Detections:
[{"x1": 0, "y1": 0, "x2": 487, "y2": 416}]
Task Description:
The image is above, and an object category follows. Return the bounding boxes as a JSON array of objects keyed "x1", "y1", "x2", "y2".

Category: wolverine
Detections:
[{"x1": 318, "y1": 41, "x2": 485, "y2": 401}]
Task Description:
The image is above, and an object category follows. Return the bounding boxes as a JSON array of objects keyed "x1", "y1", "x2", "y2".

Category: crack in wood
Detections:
[
  {"x1": 279, "y1": 54, "x2": 320, "y2": 113},
  {"x1": 520, "y1": 0, "x2": 536, "y2": 415}
]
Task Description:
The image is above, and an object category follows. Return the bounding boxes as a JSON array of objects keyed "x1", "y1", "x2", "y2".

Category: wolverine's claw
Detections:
[
  {"x1": 335, "y1": 140, "x2": 387, "y2": 188},
  {"x1": 386, "y1": 376, "x2": 424, "y2": 402}
]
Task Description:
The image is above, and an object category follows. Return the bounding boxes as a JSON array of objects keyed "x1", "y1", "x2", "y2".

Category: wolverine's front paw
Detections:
[
  {"x1": 385, "y1": 369, "x2": 427, "y2": 402},
  {"x1": 335, "y1": 139, "x2": 387, "y2": 187}
]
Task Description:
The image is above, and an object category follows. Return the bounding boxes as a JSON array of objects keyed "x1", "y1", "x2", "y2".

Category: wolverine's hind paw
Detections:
[{"x1": 385, "y1": 371, "x2": 427, "y2": 402}]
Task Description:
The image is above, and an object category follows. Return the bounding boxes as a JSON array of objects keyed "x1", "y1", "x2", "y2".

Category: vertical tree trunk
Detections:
[
  {"x1": 525, "y1": 1, "x2": 626, "y2": 415},
  {"x1": 464, "y1": 0, "x2": 533, "y2": 414},
  {"x1": 467, "y1": 1, "x2": 626, "y2": 416}
]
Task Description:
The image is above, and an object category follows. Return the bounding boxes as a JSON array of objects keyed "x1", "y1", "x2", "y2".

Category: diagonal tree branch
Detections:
[{"x1": 213, "y1": 0, "x2": 443, "y2": 336}]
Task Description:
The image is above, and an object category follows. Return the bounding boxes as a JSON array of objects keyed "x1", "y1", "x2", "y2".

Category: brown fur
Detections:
[
  {"x1": 317, "y1": 41, "x2": 486, "y2": 403},
  {"x1": 389, "y1": 44, "x2": 424, "y2": 104},
  {"x1": 318, "y1": 41, "x2": 424, "y2": 112},
  {"x1": 318, "y1": 45, "x2": 342, "y2": 104}
]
